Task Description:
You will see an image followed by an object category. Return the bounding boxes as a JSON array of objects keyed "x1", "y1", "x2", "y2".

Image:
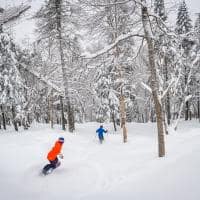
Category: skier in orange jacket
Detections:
[{"x1": 47, "y1": 137, "x2": 64, "y2": 168}]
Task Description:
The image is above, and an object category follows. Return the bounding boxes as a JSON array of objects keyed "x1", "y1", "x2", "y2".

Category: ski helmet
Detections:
[{"x1": 58, "y1": 137, "x2": 65, "y2": 143}]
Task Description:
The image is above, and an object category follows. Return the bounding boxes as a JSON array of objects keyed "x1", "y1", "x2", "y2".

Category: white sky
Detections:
[
  {"x1": 0, "y1": 0, "x2": 199, "y2": 45},
  {"x1": 0, "y1": 0, "x2": 198, "y2": 15}
]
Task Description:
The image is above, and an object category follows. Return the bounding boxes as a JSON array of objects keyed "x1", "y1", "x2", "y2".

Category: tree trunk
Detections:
[
  {"x1": 68, "y1": 104, "x2": 75, "y2": 132},
  {"x1": 1, "y1": 105, "x2": 6, "y2": 130},
  {"x1": 120, "y1": 96, "x2": 127, "y2": 142},
  {"x1": 60, "y1": 95, "x2": 65, "y2": 130},
  {"x1": 185, "y1": 100, "x2": 189, "y2": 120},
  {"x1": 27, "y1": 113, "x2": 31, "y2": 125},
  {"x1": 141, "y1": 4, "x2": 165, "y2": 157},
  {"x1": 49, "y1": 93, "x2": 54, "y2": 129},
  {"x1": 55, "y1": 0, "x2": 75, "y2": 132},
  {"x1": 184, "y1": 62, "x2": 189, "y2": 120},
  {"x1": 198, "y1": 96, "x2": 200, "y2": 122},
  {"x1": 164, "y1": 58, "x2": 171, "y2": 125},
  {"x1": 174, "y1": 99, "x2": 185, "y2": 130},
  {"x1": 166, "y1": 93, "x2": 171, "y2": 125},
  {"x1": 114, "y1": 0, "x2": 127, "y2": 142},
  {"x1": 150, "y1": 107, "x2": 154, "y2": 122},
  {"x1": 163, "y1": 108, "x2": 169, "y2": 135},
  {"x1": 11, "y1": 105, "x2": 18, "y2": 131},
  {"x1": 162, "y1": 18, "x2": 171, "y2": 126},
  {"x1": 111, "y1": 111, "x2": 117, "y2": 132}
]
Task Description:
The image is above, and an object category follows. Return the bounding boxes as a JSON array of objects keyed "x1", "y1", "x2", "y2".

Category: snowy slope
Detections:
[{"x1": 0, "y1": 121, "x2": 200, "y2": 200}]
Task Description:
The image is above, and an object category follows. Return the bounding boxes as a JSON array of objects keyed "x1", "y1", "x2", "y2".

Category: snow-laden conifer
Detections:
[
  {"x1": 176, "y1": 0, "x2": 192, "y2": 34},
  {"x1": 0, "y1": 32, "x2": 25, "y2": 130}
]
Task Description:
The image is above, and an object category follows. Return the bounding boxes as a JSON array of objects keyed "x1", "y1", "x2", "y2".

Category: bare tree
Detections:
[{"x1": 141, "y1": 1, "x2": 165, "y2": 157}]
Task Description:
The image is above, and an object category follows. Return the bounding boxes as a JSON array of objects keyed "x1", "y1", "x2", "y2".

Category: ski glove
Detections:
[{"x1": 59, "y1": 153, "x2": 64, "y2": 159}]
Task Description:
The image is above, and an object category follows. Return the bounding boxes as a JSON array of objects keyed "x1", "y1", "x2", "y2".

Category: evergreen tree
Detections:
[
  {"x1": 94, "y1": 61, "x2": 119, "y2": 129},
  {"x1": 194, "y1": 14, "x2": 200, "y2": 120},
  {"x1": 194, "y1": 14, "x2": 200, "y2": 42},
  {"x1": 175, "y1": 0, "x2": 194, "y2": 121},
  {"x1": 175, "y1": 0, "x2": 192, "y2": 34},
  {"x1": 154, "y1": 0, "x2": 167, "y2": 21},
  {"x1": 35, "y1": 0, "x2": 81, "y2": 132},
  {"x1": 0, "y1": 32, "x2": 25, "y2": 131}
]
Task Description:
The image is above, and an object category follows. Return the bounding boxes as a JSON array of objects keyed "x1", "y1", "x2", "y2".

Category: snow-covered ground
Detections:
[{"x1": 0, "y1": 120, "x2": 200, "y2": 200}]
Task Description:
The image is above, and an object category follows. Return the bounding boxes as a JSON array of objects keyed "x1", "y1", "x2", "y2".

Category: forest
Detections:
[{"x1": 0, "y1": 0, "x2": 200, "y2": 158}]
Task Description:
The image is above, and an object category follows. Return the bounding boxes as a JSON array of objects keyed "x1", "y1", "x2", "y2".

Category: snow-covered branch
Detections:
[
  {"x1": 1, "y1": 4, "x2": 31, "y2": 25},
  {"x1": 141, "y1": 82, "x2": 152, "y2": 93},
  {"x1": 19, "y1": 62, "x2": 63, "y2": 94},
  {"x1": 82, "y1": 32, "x2": 144, "y2": 59},
  {"x1": 161, "y1": 78, "x2": 175, "y2": 100},
  {"x1": 89, "y1": 0, "x2": 132, "y2": 7}
]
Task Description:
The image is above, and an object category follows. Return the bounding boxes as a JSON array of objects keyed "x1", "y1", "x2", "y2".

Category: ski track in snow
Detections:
[{"x1": 0, "y1": 121, "x2": 200, "y2": 200}]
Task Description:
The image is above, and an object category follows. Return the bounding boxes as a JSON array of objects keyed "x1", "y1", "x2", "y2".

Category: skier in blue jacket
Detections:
[{"x1": 96, "y1": 125, "x2": 107, "y2": 143}]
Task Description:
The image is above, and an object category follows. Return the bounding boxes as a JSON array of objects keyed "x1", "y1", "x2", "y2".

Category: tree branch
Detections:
[
  {"x1": 1, "y1": 4, "x2": 31, "y2": 25},
  {"x1": 82, "y1": 32, "x2": 144, "y2": 59}
]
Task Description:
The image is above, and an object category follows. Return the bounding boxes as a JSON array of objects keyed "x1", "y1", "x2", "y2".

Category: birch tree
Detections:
[{"x1": 141, "y1": 0, "x2": 165, "y2": 156}]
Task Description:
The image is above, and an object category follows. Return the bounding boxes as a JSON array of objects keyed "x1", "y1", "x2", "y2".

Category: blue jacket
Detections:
[{"x1": 96, "y1": 127, "x2": 107, "y2": 137}]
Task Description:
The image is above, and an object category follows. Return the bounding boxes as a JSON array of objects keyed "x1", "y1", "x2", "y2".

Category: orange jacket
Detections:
[{"x1": 47, "y1": 141, "x2": 63, "y2": 161}]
